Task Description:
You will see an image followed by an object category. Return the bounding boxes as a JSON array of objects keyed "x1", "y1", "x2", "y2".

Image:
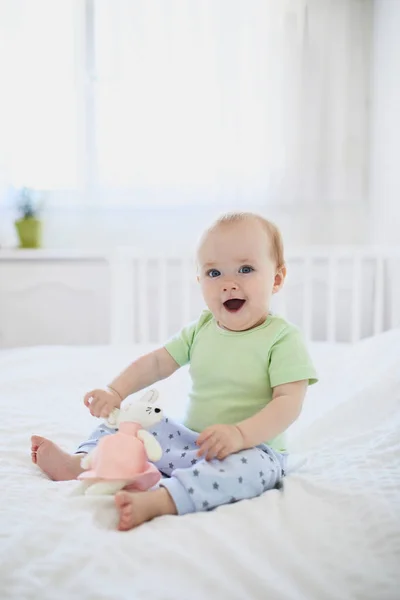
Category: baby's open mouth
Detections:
[{"x1": 223, "y1": 299, "x2": 246, "y2": 312}]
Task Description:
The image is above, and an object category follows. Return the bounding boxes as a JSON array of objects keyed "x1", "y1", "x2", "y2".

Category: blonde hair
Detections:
[{"x1": 204, "y1": 211, "x2": 285, "y2": 269}]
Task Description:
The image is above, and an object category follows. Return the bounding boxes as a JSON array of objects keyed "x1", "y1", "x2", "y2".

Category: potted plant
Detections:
[{"x1": 14, "y1": 187, "x2": 42, "y2": 248}]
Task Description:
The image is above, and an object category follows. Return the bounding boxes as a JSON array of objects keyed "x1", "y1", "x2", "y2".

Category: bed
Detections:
[
  {"x1": 1, "y1": 248, "x2": 400, "y2": 599},
  {"x1": 1, "y1": 333, "x2": 399, "y2": 600}
]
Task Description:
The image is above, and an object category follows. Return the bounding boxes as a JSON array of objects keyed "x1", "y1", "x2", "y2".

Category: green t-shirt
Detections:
[{"x1": 164, "y1": 310, "x2": 318, "y2": 451}]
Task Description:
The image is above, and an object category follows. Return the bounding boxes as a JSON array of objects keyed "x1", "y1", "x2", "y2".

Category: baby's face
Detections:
[{"x1": 197, "y1": 220, "x2": 285, "y2": 331}]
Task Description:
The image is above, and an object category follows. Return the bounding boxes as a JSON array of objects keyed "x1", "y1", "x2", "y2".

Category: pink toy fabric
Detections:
[{"x1": 78, "y1": 422, "x2": 161, "y2": 491}]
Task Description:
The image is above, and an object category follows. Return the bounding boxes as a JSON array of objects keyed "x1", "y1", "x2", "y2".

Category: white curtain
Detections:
[{"x1": 0, "y1": 0, "x2": 371, "y2": 209}]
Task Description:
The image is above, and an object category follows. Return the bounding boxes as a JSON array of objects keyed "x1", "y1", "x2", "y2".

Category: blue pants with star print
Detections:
[{"x1": 76, "y1": 416, "x2": 287, "y2": 515}]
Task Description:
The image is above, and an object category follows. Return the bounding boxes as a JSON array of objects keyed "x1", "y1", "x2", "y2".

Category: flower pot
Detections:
[{"x1": 14, "y1": 217, "x2": 42, "y2": 249}]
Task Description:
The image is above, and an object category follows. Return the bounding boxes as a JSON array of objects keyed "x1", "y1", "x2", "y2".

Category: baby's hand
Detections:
[
  {"x1": 196, "y1": 424, "x2": 244, "y2": 461},
  {"x1": 83, "y1": 387, "x2": 122, "y2": 418}
]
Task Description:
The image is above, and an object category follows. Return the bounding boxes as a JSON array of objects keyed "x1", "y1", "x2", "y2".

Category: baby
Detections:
[{"x1": 31, "y1": 212, "x2": 317, "y2": 531}]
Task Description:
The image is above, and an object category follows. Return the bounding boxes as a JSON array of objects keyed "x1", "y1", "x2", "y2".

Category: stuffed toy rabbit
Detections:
[{"x1": 78, "y1": 389, "x2": 163, "y2": 495}]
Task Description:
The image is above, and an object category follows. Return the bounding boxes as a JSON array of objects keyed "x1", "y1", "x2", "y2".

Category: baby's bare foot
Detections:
[
  {"x1": 115, "y1": 491, "x2": 153, "y2": 531},
  {"x1": 115, "y1": 488, "x2": 177, "y2": 531},
  {"x1": 31, "y1": 435, "x2": 84, "y2": 481},
  {"x1": 115, "y1": 491, "x2": 143, "y2": 530}
]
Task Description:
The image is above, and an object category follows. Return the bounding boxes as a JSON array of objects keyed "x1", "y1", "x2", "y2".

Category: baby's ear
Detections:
[{"x1": 273, "y1": 265, "x2": 287, "y2": 293}]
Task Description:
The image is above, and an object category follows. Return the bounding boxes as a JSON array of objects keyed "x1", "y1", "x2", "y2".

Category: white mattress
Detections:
[{"x1": 1, "y1": 334, "x2": 399, "y2": 600}]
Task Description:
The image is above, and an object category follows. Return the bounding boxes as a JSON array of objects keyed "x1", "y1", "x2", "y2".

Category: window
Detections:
[
  {"x1": 1, "y1": 0, "x2": 291, "y2": 206},
  {"x1": 0, "y1": 0, "x2": 78, "y2": 189},
  {"x1": 94, "y1": 0, "x2": 286, "y2": 205}
]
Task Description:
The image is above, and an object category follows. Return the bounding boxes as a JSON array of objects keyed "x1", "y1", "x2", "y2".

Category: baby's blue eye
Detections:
[
  {"x1": 239, "y1": 265, "x2": 254, "y2": 274},
  {"x1": 207, "y1": 269, "x2": 221, "y2": 278}
]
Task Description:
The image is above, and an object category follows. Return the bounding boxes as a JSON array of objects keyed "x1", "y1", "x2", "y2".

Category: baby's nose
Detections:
[{"x1": 222, "y1": 281, "x2": 238, "y2": 292}]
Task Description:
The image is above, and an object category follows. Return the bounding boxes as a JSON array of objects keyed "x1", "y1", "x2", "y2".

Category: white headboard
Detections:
[{"x1": 109, "y1": 246, "x2": 400, "y2": 345}]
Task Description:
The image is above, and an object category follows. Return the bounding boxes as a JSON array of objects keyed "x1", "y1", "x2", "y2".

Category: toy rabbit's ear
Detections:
[
  {"x1": 106, "y1": 408, "x2": 120, "y2": 428},
  {"x1": 140, "y1": 389, "x2": 159, "y2": 404}
]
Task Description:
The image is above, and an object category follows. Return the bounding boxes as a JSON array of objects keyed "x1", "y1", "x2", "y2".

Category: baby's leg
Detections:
[
  {"x1": 149, "y1": 416, "x2": 287, "y2": 509},
  {"x1": 149, "y1": 416, "x2": 200, "y2": 475},
  {"x1": 31, "y1": 423, "x2": 116, "y2": 481},
  {"x1": 162, "y1": 445, "x2": 287, "y2": 515},
  {"x1": 114, "y1": 442, "x2": 287, "y2": 530}
]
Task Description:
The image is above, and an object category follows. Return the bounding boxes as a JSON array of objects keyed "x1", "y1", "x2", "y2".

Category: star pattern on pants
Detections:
[{"x1": 126, "y1": 417, "x2": 284, "y2": 513}]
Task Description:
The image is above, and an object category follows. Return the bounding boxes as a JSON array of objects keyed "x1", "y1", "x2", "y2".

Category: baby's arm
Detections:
[
  {"x1": 108, "y1": 347, "x2": 180, "y2": 401},
  {"x1": 197, "y1": 380, "x2": 307, "y2": 460},
  {"x1": 236, "y1": 380, "x2": 308, "y2": 449},
  {"x1": 84, "y1": 348, "x2": 179, "y2": 417}
]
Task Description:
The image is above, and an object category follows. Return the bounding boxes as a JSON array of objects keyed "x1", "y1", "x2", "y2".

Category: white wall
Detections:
[{"x1": 369, "y1": 0, "x2": 400, "y2": 245}]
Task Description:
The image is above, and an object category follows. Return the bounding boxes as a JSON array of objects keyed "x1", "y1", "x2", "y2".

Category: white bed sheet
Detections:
[{"x1": 0, "y1": 335, "x2": 399, "y2": 600}]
